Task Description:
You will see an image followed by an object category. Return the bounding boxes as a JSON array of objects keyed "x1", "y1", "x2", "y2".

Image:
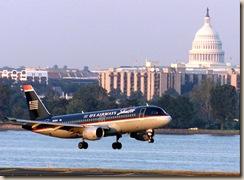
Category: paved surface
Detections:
[{"x1": 0, "y1": 168, "x2": 240, "y2": 177}]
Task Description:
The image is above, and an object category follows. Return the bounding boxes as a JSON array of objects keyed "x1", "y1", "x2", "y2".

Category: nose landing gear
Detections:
[
  {"x1": 112, "y1": 134, "x2": 122, "y2": 150},
  {"x1": 148, "y1": 138, "x2": 154, "y2": 143}
]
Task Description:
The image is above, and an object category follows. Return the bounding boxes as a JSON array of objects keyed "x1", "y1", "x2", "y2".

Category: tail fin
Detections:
[{"x1": 22, "y1": 85, "x2": 51, "y2": 120}]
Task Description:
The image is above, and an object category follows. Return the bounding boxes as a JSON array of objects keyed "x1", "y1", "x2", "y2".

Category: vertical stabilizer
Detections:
[{"x1": 22, "y1": 85, "x2": 51, "y2": 120}]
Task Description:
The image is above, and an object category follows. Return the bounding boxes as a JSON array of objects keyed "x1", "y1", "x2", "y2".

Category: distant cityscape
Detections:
[
  {"x1": 0, "y1": 65, "x2": 98, "y2": 85},
  {"x1": 0, "y1": 9, "x2": 240, "y2": 100}
]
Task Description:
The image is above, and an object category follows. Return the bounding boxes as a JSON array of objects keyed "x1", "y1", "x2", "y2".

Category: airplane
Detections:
[{"x1": 4, "y1": 85, "x2": 172, "y2": 150}]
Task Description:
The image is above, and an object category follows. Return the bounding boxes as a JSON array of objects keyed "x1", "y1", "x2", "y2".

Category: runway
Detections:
[{"x1": 0, "y1": 168, "x2": 240, "y2": 177}]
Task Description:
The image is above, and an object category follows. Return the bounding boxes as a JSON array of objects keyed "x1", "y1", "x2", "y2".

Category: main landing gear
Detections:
[
  {"x1": 147, "y1": 129, "x2": 154, "y2": 143},
  {"x1": 112, "y1": 134, "x2": 122, "y2": 150},
  {"x1": 78, "y1": 140, "x2": 88, "y2": 149}
]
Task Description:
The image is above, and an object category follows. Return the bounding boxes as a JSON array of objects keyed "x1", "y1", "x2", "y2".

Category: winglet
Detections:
[
  {"x1": 2, "y1": 117, "x2": 10, "y2": 122},
  {"x1": 22, "y1": 85, "x2": 33, "y2": 92},
  {"x1": 2, "y1": 117, "x2": 17, "y2": 123}
]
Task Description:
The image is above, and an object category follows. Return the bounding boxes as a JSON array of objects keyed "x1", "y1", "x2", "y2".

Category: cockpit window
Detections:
[{"x1": 145, "y1": 107, "x2": 167, "y2": 116}]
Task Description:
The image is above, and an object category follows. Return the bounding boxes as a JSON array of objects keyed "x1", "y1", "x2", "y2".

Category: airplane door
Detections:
[{"x1": 139, "y1": 108, "x2": 146, "y2": 118}]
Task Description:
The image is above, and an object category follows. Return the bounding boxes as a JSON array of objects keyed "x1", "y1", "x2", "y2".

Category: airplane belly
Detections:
[
  {"x1": 115, "y1": 119, "x2": 142, "y2": 133},
  {"x1": 33, "y1": 128, "x2": 80, "y2": 138},
  {"x1": 104, "y1": 117, "x2": 164, "y2": 134}
]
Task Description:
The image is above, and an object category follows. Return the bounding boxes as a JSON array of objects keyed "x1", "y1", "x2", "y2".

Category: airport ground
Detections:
[{"x1": 0, "y1": 168, "x2": 240, "y2": 177}]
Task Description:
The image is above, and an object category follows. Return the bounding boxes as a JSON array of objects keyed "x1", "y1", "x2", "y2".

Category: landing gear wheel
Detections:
[
  {"x1": 78, "y1": 141, "x2": 88, "y2": 149},
  {"x1": 83, "y1": 142, "x2": 88, "y2": 149},
  {"x1": 112, "y1": 142, "x2": 117, "y2": 149},
  {"x1": 112, "y1": 135, "x2": 122, "y2": 150},
  {"x1": 117, "y1": 142, "x2": 122, "y2": 149},
  {"x1": 112, "y1": 142, "x2": 122, "y2": 149},
  {"x1": 78, "y1": 142, "x2": 83, "y2": 149},
  {"x1": 148, "y1": 138, "x2": 154, "y2": 143}
]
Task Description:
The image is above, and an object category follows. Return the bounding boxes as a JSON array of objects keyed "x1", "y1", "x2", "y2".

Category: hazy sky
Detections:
[{"x1": 0, "y1": 0, "x2": 240, "y2": 70}]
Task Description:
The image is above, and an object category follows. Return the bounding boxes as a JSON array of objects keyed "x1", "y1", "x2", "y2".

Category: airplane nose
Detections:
[{"x1": 166, "y1": 116, "x2": 172, "y2": 124}]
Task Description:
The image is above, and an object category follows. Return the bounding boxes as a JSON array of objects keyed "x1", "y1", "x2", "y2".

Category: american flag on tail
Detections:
[{"x1": 29, "y1": 100, "x2": 38, "y2": 110}]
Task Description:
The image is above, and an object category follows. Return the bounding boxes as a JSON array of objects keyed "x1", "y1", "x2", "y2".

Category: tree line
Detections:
[{"x1": 0, "y1": 78, "x2": 239, "y2": 130}]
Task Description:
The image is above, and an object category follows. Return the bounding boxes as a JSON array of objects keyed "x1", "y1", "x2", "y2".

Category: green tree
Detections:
[
  {"x1": 108, "y1": 89, "x2": 127, "y2": 107},
  {"x1": 108, "y1": 89, "x2": 146, "y2": 108},
  {"x1": 0, "y1": 80, "x2": 28, "y2": 120},
  {"x1": 9, "y1": 87, "x2": 29, "y2": 119},
  {"x1": 164, "y1": 88, "x2": 179, "y2": 97},
  {"x1": 190, "y1": 78, "x2": 215, "y2": 128},
  {"x1": 152, "y1": 95, "x2": 196, "y2": 129},
  {"x1": 42, "y1": 87, "x2": 69, "y2": 115},
  {"x1": 170, "y1": 96, "x2": 196, "y2": 128},
  {"x1": 0, "y1": 84, "x2": 11, "y2": 119},
  {"x1": 127, "y1": 91, "x2": 146, "y2": 107},
  {"x1": 66, "y1": 84, "x2": 113, "y2": 113},
  {"x1": 210, "y1": 84, "x2": 238, "y2": 130},
  {"x1": 48, "y1": 79, "x2": 82, "y2": 94}
]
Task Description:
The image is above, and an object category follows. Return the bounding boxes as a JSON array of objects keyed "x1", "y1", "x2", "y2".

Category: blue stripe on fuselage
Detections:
[{"x1": 40, "y1": 105, "x2": 167, "y2": 125}]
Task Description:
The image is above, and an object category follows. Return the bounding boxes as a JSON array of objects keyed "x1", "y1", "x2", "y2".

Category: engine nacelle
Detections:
[
  {"x1": 82, "y1": 127, "x2": 104, "y2": 140},
  {"x1": 130, "y1": 132, "x2": 150, "y2": 141}
]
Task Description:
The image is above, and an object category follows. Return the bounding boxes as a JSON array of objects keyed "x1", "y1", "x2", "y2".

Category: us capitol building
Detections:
[
  {"x1": 187, "y1": 8, "x2": 225, "y2": 68},
  {"x1": 99, "y1": 8, "x2": 240, "y2": 100}
]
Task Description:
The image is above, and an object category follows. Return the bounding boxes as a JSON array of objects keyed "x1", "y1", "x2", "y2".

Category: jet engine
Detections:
[
  {"x1": 82, "y1": 127, "x2": 104, "y2": 140},
  {"x1": 130, "y1": 129, "x2": 155, "y2": 142},
  {"x1": 130, "y1": 132, "x2": 150, "y2": 141}
]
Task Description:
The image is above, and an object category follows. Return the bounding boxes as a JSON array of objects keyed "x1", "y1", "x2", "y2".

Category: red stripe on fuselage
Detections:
[{"x1": 78, "y1": 115, "x2": 164, "y2": 125}]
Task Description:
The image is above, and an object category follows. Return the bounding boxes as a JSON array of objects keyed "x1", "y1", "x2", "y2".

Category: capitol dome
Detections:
[{"x1": 188, "y1": 8, "x2": 225, "y2": 67}]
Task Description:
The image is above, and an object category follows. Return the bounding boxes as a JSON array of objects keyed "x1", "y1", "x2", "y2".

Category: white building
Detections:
[
  {"x1": 187, "y1": 8, "x2": 226, "y2": 68},
  {"x1": 99, "y1": 8, "x2": 240, "y2": 99},
  {"x1": 0, "y1": 68, "x2": 48, "y2": 84},
  {"x1": 171, "y1": 8, "x2": 240, "y2": 91},
  {"x1": 99, "y1": 61, "x2": 181, "y2": 100}
]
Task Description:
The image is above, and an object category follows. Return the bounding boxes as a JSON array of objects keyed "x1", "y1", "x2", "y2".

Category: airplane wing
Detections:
[
  {"x1": 3, "y1": 117, "x2": 85, "y2": 128},
  {"x1": 3, "y1": 117, "x2": 110, "y2": 130}
]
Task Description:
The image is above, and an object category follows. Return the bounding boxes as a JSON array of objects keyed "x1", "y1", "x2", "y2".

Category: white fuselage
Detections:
[{"x1": 32, "y1": 115, "x2": 171, "y2": 139}]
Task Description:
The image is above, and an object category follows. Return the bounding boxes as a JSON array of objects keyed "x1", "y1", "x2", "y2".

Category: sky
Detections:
[{"x1": 0, "y1": 0, "x2": 240, "y2": 70}]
